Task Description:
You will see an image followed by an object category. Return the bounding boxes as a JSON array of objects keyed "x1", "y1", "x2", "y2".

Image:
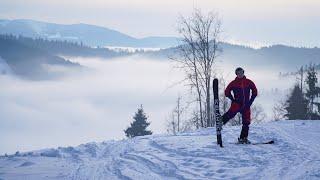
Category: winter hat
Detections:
[{"x1": 235, "y1": 67, "x2": 244, "y2": 75}]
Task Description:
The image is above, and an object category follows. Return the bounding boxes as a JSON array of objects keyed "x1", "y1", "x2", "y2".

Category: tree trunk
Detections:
[{"x1": 206, "y1": 81, "x2": 211, "y2": 127}]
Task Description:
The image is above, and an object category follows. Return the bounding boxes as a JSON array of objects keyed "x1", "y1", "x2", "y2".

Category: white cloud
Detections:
[
  {"x1": 0, "y1": 55, "x2": 297, "y2": 155},
  {"x1": 0, "y1": 56, "x2": 186, "y2": 154}
]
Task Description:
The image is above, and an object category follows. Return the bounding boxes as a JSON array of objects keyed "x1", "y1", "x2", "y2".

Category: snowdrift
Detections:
[{"x1": 0, "y1": 120, "x2": 319, "y2": 179}]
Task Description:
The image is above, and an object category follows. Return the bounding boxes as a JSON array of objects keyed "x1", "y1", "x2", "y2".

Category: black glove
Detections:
[
  {"x1": 248, "y1": 96, "x2": 256, "y2": 106},
  {"x1": 245, "y1": 96, "x2": 256, "y2": 108},
  {"x1": 227, "y1": 95, "x2": 242, "y2": 105},
  {"x1": 227, "y1": 95, "x2": 235, "y2": 102}
]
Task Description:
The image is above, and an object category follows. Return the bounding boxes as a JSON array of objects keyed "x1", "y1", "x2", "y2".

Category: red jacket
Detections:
[{"x1": 225, "y1": 76, "x2": 257, "y2": 106}]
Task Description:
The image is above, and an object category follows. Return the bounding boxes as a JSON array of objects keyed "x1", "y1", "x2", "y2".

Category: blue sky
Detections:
[{"x1": 0, "y1": 0, "x2": 319, "y2": 47}]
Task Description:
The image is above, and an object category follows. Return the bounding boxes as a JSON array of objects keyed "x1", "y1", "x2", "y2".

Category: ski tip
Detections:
[
  {"x1": 268, "y1": 140, "x2": 275, "y2": 144},
  {"x1": 252, "y1": 140, "x2": 275, "y2": 145},
  {"x1": 230, "y1": 140, "x2": 275, "y2": 145}
]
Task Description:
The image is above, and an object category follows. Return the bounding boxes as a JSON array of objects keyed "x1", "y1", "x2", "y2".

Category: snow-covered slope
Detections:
[{"x1": 0, "y1": 120, "x2": 319, "y2": 179}]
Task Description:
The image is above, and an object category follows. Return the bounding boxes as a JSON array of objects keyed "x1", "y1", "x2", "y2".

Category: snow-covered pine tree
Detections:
[
  {"x1": 124, "y1": 106, "x2": 152, "y2": 138},
  {"x1": 285, "y1": 85, "x2": 309, "y2": 120}
]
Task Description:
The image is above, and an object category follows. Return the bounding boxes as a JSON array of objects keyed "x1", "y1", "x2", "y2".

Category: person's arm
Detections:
[
  {"x1": 225, "y1": 81, "x2": 235, "y2": 102},
  {"x1": 248, "y1": 80, "x2": 257, "y2": 106}
]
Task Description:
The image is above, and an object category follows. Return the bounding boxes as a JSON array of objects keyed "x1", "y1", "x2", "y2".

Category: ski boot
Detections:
[{"x1": 238, "y1": 137, "x2": 251, "y2": 144}]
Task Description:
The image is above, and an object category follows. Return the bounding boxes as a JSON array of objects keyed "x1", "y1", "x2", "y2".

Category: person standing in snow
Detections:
[{"x1": 221, "y1": 67, "x2": 257, "y2": 144}]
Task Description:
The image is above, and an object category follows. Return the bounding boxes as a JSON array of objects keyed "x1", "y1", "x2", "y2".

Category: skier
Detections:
[{"x1": 221, "y1": 67, "x2": 257, "y2": 144}]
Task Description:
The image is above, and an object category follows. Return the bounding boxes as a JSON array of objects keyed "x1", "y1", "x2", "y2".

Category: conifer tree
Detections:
[
  {"x1": 285, "y1": 85, "x2": 308, "y2": 120},
  {"x1": 124, "y1": 106, "x2": 152, "y2": 138},
  {"x1": 305, "y1": 65, "x2": 320, "y2": 119}
]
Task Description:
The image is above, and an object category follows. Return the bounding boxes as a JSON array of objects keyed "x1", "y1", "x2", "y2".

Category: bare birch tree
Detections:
[
  {"x1": 166, "y1": 95, "x2": 193, "y2": 134},
  {"x1": 251, "y1": 104, "x2": 267, "y2": 124},
  {"x1": 273, "y1": 99, "x2": 287, "y2": 120},
  {"x1": 175, "y1": 9, "x2": 222, "y2": 127}
]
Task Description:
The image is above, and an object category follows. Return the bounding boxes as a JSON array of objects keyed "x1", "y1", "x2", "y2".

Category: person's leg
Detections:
[
  {"x1": 222, "y1": 103, "x2": 241, "y2": 125},
  {"x1": 240, "y1": 107, "x2": 251, "y2": 139}
]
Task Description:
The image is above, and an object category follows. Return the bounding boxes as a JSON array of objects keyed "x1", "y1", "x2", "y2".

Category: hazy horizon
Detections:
[{"x1": 1, "y1": 0, "x2": 320, "y2": 48}]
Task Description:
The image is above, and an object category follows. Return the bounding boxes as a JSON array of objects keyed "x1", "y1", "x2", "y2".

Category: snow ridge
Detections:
[{"x1": 0, "y1": 120, "x2": 319, "y2": 179}]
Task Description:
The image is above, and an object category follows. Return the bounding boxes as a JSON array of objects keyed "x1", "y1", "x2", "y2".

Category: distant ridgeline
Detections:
[
  {"x1": 0, "y1": 34, "x2": 128, "y2": 58},
  {"x1": 0, "y1": 34, "x2": 129, "y2": 80},
  {"x1": 1, "y1": 33, "x2": 320, "y2": 79},
  {"x1": 0, "y1": 34, "x2": 77, "y2": 79},
  {"x1": 144, "y1": 43, "x2": 320, "y2": 71}
]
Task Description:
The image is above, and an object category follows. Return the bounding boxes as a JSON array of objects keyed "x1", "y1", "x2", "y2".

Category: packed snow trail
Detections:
[{"x1": 0, "y1": 120, "x2": 319, "y2": 179}]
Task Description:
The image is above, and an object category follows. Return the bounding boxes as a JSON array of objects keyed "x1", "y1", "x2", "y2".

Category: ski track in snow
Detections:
[{"x1": 0, "y1": 120, "x2": 319, "y2": 180}]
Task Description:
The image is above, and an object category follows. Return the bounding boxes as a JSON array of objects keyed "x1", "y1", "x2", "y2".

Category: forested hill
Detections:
[
  {"x1": 0, "y1": 34, "x2": 132, "y2": 79},
  {"x1": 0, "y1": 35, "x2": 79, "y2": 80},
  {"x1": 0, "y1": 34, "x2": 128, "y2": 58},
  {"x1": 142, "y1": 43, "x2": 320, "y2": 71}
]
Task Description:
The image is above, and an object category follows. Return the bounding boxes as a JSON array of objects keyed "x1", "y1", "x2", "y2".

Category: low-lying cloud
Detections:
[
  {"x1": 0, "y1": 56, "x2": 186, "y2": 154},
  {"x1": 0, "y1": 55, "x2": 295, "y2": 154}
]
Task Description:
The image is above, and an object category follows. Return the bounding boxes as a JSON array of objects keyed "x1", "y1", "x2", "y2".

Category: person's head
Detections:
[{"x1": 235, "y1": 67, "x2": 245, "y2": 78}]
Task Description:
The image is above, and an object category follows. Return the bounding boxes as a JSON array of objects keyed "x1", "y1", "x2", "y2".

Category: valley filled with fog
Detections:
[
  {"x1": 0, "y1": 54, "x2": 296, "y2": 154},
  {"x1": 2, "y1": 1, "x2": 320, "y2": 179}
]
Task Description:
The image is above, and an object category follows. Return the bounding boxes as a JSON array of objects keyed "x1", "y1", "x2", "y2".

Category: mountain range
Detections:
[
  {"x1": 143, "y1": 43, "x2": 320, "y2": 71},
  {"x1": 0, "y1": 19, "x2": 181, "y2": 48},
  {"x1": 1, "y1": 19, "x2": 319, "y2": 80}
]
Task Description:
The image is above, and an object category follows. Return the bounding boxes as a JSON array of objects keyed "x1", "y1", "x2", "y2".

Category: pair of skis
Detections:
[
  {"x1": 231, "y1": 140, "x2": 275, "y2": 145},
  {"x1": 212, "y1": 78, "x2": 274, "y2": 147}
]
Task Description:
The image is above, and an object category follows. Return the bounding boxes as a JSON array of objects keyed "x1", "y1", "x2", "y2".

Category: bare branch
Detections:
[{"x1": 173, "y1": 9, "x2": 223, "y2": 127}]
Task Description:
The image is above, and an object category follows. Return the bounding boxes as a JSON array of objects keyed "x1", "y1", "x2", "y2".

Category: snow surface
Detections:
[{"x1": 0, "y1": 120, "x2": 319, "y2": 180}]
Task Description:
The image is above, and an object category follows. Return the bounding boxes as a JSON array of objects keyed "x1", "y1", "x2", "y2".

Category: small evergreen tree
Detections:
[
  {"x1": 285, "y1": 85, "x2": 309, "y2": 120},
  {"x1": 305, "y1": 65, "x2": 320, "y2": 119},
  {"x1": 124, "y1": 106, "x2": 152, "y2": 138}
]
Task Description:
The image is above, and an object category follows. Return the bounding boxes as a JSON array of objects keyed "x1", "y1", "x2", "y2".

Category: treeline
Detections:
[
  {"x1": 278, "y1": 64, "x2": 320, "y2": 78},
  {"x1": 276, "y1": 64, "x2": 320, "y2": 120},
  {"x1": 0, "y1": 34, "x2": 131, "y2": 79},
  {"x1": 0, "y1": 34, "x2": 129, "y2": 58},
  {"x1": 0, "y1": 34, "x2": 80, "y2": 79}
]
